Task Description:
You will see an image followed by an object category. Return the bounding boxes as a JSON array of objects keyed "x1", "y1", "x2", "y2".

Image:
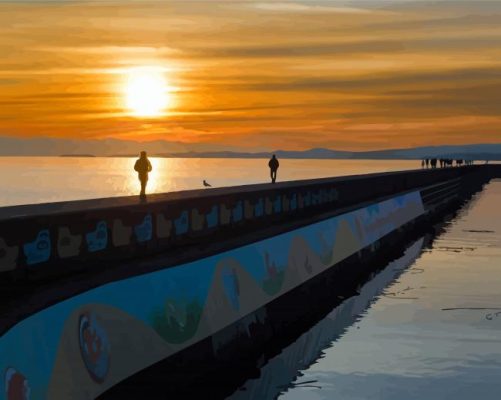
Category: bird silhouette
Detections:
[{"x1": 203, "y1": 180, "x2": 212, "y2": 187}]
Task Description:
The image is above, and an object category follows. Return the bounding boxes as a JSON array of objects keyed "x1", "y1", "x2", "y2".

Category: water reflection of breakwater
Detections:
[
  {"x1": 232, "y1": 179, "x2": 501, "y2": 400},
  {"x1": 227, "y1": 238, "x2": 425, "y2": 400}
]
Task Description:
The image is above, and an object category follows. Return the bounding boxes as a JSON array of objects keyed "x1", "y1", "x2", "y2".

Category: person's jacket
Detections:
[
  {"x1": 268, "y1": 158, "x2": 279, "y2": 171},
  {"x1": 134, "y1": 158, "x2": 152, "y2": 177}
]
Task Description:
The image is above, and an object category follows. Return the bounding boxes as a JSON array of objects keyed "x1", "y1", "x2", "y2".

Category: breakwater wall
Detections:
[
  {"x1": 0, "y1": 165, "x2": 498, "y2": 400},
  {"x1": 0, "y1": 165, "x2": 492, "y2": 278}
]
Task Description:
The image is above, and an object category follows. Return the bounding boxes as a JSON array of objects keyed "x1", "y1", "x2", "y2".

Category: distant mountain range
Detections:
[
  {"x1": 0, "y1": 136, "x2": 244, "y2": 157},
  {"x1": 1, "y1": 136, "x2": 501, "y2": 160},
  {"x1": 157, "y1": 144, "x2": 501, "y2": 160}
]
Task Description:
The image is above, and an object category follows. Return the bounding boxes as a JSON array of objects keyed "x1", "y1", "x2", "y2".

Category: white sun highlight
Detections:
[{"x1": 125, "y1": 67, "x2": 170, "y2": 117}]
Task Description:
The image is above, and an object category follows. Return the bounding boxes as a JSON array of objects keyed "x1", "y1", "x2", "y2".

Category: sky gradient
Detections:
[{"x1": 1, "y1": 0, "x2": 501, "y2": 151}]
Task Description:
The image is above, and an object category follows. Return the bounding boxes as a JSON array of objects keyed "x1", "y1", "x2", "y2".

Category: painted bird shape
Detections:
[{"x1": 203, "y1": 180, "x2": 212, "y2": 187}]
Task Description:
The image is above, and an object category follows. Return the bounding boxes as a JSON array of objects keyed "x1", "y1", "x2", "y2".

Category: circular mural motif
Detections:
[
  {"x1": 4, "y1": 368, "x2": 30, "y2": 400},
  {"x1": 78, "y1": 312, "x2": 111, "y2": 383},
  {"x1": 221, "y1": 265, "x2": 240, "y2": 311}
]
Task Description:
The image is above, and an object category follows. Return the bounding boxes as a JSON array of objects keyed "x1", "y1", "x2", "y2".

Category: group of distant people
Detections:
[
  {"x1": 133, "y1": 151, "x2": 281, "y2": 197},
  {"x1": 421, "y1": 158, "x2": 475, "y2": 169}
]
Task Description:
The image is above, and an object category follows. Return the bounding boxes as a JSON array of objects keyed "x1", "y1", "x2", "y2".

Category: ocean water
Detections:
[
  {"x1": 0, "y1": 157, "x2": 418, "y2": 207},
  {"x1": 227, "y1": 179, "x2": 501, "y2": 400}
]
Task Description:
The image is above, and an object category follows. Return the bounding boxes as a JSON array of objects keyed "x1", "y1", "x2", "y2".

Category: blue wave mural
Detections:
[{"x1": 0, "y1": 190, "x2": 424, "y2": 400}]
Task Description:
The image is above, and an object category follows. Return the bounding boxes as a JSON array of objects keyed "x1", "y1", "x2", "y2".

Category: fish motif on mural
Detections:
[
  {"x1": 174, "y1": 211, "x2": 189, "y2": 235},
  {"x1": 254, "y1": 198, "x2": 264, "y2": 217},
  {"x1": 85, "y1": 221, "x2": 108, "y2": 252},
  {"x1": 78, "y1": 312, "x2": 111, "y2": 383},
  {"x1": 134, "y1": 214, "x2": 153, "y2": 243},
  {"x1": 206, "y1": 205, "x2": 219, "y2": 228},
  {"x1": 232, "y1": 201, "x2": 243, "y2": 223},
  {"x1": 289, "y1": 193, "x2": 298, "y2": 210},
  {"x1": 273, "y1": 196, "x2": 281, "y2": 213},
  {"x1": 23, "y1": 229, "x2": 51, "y2": 265}
]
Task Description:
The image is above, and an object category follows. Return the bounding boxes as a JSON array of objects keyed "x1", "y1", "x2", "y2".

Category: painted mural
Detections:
[
  {"x1": 78, "y1": 312, "x2": 111, "y2": 383},
  {"x1": 23, "y1": 230, "x2": 51, "y2": 265},
  {"x1": 0, "y1": 191, "x2": 425, "y2": 400}
]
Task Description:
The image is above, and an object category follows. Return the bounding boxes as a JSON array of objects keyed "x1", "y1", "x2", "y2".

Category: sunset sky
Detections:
[{"x1": 1, "y1": 0, "x2": 501, "y2": 151}]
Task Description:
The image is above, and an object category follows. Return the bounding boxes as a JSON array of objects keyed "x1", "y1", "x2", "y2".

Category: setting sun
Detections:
[{"x1": 124, "y1": 67, "x2": 170, "y2": 117}]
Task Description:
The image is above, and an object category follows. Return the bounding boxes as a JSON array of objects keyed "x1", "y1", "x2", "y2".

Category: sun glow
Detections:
[{"x1": 124, "y1": 67, "x2": 170, "y2": 117}]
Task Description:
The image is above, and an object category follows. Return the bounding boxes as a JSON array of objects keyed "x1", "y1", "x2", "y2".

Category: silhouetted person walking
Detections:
[
  {"x1": 134, "y1": 151, "x2": 152, "y2": 197},
  {"x1": 268, "y1": 154, "x2": 279, "y2": 183}
]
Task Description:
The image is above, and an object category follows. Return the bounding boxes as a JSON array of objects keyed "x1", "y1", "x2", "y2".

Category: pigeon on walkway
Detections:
[{"x1": 203, "y1": 180, "x2": 212, "y2": 187}]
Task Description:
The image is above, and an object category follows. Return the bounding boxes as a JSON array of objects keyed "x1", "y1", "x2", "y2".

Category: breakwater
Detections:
[{"x1": 0, "y1": 165, "x2": 499, "y2": 399}]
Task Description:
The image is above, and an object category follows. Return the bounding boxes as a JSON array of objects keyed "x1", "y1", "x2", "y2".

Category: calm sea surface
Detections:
[
  {"x1": 227, "y1": 179, "x2": 501, "y2": 400},
  {"x1": 0, "y1": 157, "x2": 419, "y2": 207}
]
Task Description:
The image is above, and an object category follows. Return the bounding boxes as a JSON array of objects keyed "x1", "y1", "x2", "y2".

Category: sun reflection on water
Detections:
[{"x1": 0, "y1": 157, "x2": 420, "y2": 206}]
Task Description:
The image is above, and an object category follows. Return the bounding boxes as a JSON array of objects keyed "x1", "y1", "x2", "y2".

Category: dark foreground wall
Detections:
[{"x1": 0, "y1": 165, "x2": 498, "y2": 400}]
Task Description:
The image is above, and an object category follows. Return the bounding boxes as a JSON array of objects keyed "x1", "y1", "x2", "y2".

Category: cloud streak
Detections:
[
  {"x1": 252, "y1": 2, "x2": 379, "y2": 14},
  {"x1": 0, "y1": 0, "x2": 500, "y2": 150}
]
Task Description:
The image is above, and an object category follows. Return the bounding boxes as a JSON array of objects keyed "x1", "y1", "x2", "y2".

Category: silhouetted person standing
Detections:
[
  {"x1": 268, "y1": 154, "x2": 279, "y2": 184},
  {"x1": 134, "y1": 151, "x2": 152, "y2": 197}
]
